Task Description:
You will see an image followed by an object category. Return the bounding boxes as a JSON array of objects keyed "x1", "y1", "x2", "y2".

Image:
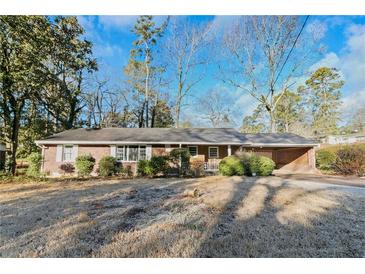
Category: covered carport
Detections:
[{"x1": 243, "y1": 133, "x2": 318, "y2": 173}]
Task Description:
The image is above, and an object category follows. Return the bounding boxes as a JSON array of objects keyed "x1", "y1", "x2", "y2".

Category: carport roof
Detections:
[{"x1": 35, "y1": 128, "x2": 317, "y2": 147}]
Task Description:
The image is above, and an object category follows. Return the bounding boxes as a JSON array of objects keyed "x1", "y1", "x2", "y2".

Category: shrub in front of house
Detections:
[
  {"x1": 316, "y1": 149, "x2": 337, "y2": 171},
  {"x1": 190, "y1": 158, "x2": 205, "y2": 177},
  {"x1": 59, "y1": 163, "x2": 75, "y2": 175},
  {"x1": 26, "y1": 152, "x2": 42, "y2": 176},
  {"x1": 98, "y1": 156, "x2": 117, "y2": 176},
  {"x1": 75, "y1": 155, "x2": 95, "y2": 176},
  {"x1": 169, "y1": 148, "x2": 191, "y2": 175},
  {"x1": 257, "y1": 156, "x2": 275, "y2": 176},
  {"x1": 247, "y1": 155, "x2": 260, "y2": 176},
  {"x1": 333, "y1": 145, "x2": 365, "y2": 176},
  {"x1": 137, "y1": 156, "x2": 169, "y2": 177},
  {"x1": 219, "y1": 155, "x2": 245, "y2": 176},
  {"x1": 137, "y1": 159, "x2": 152, "y2": 176},
  {"x1": 150, "y1": 156, "x2": 169, "y2": 176}
]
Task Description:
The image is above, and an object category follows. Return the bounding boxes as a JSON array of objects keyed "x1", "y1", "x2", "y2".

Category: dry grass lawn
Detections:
[{"x1": 0, "y1": 176, "x2": 364, "y2": 257}]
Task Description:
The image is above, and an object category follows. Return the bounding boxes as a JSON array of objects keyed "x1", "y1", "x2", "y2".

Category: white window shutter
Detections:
[
  {"x1": 72, "y1": 145, "x2": 78, "y2": 161},
  {"x1": 56, "y1": 145, "x2": 63, "y2": 162},
  {"x1": 110, "y1": 145, "x2": 116, "y2": 157},
  {"x1": 146, "y1": 145, "x2": 152, "y2": 160}
]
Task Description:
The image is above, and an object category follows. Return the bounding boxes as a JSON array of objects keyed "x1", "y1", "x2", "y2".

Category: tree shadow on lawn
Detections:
[
  {"x1": 192, "y1": 177, "x2": 364, "y2": 257},
  {"x1": 0, "y1": 177, "x2": 201, "y2": 257},
  {"x1": 88, "y1": 176, "x2": 364, "y2": 258},
  {"x1": 1, "y1": 176, "x2": 364, "y2": 257}
]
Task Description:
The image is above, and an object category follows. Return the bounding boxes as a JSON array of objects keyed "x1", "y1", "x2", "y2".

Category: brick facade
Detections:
[{"x1": 42, "y1": 143, "x2": 316, "y2": 176}]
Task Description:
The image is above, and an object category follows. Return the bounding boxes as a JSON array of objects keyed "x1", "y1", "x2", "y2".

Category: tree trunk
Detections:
[
  {"x1": 9, "y1": 111, "x2": 21, "y2": 175},
  {"x1": 269, "y1": 110, "x2": 276, "y2": 133},
  {"x1": 144, "y1": 45, "x2": 150, "y2": 128}
]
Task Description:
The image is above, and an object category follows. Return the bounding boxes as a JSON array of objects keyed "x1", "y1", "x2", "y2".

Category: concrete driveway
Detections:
[{"x1": 276, "y1": 174, "x2": 365, "y2": 197}]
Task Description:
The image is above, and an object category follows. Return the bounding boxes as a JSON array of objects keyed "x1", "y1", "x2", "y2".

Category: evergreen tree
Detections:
[{"x1": 304, "y1": 67, "x2": 344, "y2": 136}]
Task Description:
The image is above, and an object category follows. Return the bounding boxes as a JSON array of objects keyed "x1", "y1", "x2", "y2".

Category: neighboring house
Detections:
[
  {"x1": 35, "y1": 128, "x2": 318, "y2": 176},
  {"x1": 321, "y1": 134, "x2": 365, "y2": 145},
  {"x1": 0, "y1": 142, "x2": 5, "y2": 171}
]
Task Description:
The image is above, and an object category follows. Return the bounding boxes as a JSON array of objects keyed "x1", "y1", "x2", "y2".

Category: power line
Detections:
[{"x1": 272, "y1": 15, "x2": 310, "y2": 89}]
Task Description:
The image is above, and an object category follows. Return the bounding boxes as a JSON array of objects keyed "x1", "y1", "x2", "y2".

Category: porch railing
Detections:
[{"x1": 204, "y1": 159, "x2": 221, "y2": 171}]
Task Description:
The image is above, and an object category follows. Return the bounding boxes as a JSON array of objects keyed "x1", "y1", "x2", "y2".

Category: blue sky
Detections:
[{"x1": 78, "y1": 15, "x2": 365, "y2": 127}]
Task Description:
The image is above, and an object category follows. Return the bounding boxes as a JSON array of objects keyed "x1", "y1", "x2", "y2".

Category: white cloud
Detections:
[
  {"x1": 309, "y1": 52, "x2": 340, "y2": 71},
  {"x1": 341, "y1": 24, "x2": 365, "y2": 91},
  {"x1": 340, "y1": 89, "x2": 365, "y2": 120},
  {"x1": 309, "y1": 23, "x2": 365, "y2": 121}
]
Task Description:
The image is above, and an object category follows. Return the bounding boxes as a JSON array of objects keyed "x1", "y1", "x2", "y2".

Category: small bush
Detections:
[
  {"x1": 333, "y1": 146, "x2": 365, "y2": 176},
  {"x1": 75, "y1": 155, "x2": 95, "y2": 176},
  {"x1": 219, "y1": 156, "x2": 245, "y2": 176},
  {"x1": 137, "y1": 156, "x2": 169, "y2": 177},
  {"x1": 169, "y1": 148, "x2": 191, "y2": 175},
  {"x1": 26, "y1": 152, "x2": 42, "y2": 176},
  {"x1": 248, "y1": 155, "x2": 261, "y2": 176},
  {"x1": 120, "y1": 166, "x2": 133, "y2": 178},
  {"x1": 190, "y1": 158, "x2": 205, "y2": 177},
  {"x1": 257, "y1": 156, "x2": 275, "y2": 176},
  {"x1": 59, "y1": 163, "x2": 75, "y2": 174},
  {"x1": 150, "y1": 156, "x2": 169, "y2": 176},
  {"x1": 137, "y1": 160, "x2": 151, "y2": 176},
  {"x1": 316, "y1": 149, "x2": 337, "y2": 170},
  {"x1": 98, "y1": 156, "x2": 117, "y2": 176}
]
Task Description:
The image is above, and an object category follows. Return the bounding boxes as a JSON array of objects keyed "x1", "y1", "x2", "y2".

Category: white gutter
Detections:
[
  {"x1": 35, "y1": 140, "x2": 246, "y2": 145},
  {"x1": 35, "y1": 140, "x2": 318, "y2": 147},
  {"x1": 249, "y1": 143, "x2": 319, "y2": 147}
]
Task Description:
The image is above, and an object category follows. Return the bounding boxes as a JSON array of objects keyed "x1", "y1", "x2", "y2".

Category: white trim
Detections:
[
  {"x1": 110, "y1": 145, "x2": 116, "y2": 157},
  {"x1": 187, "y1": 145, "x2": 198, "y2": 157},
  {"x1": 248, "y1": 143, "x2": 319, "y2": 147},
  {"x1": 35, "y1": 140, "x2": 318, "y2": 147},
  {"x1": 35, "y1": 140, "x2": 248, "y2": 145},
  {"x1": 208, "y1": 146, "x2": 219, "y2": 159},
  {"x1": 56, "y1": 145, "x2": 63, "y2": 162},
  {"x1": 227, "y1": 145, "x2": 231, "y2": 156},
  {"x1": 72, "y1": 145, "x2": 78, "y2": 161}
]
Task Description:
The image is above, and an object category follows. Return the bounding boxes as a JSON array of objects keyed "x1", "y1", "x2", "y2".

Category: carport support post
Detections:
[
  {"x1": 228, "y1": 145, "x2": 231, "y2": 156},
  {"x1": 179, "y1": 144, "x2": 182, "y2": 176}
]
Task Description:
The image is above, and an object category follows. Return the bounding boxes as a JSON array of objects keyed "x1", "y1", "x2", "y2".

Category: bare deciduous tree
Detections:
[
  {"x1": 165, "y1": 18, "x2": 213, "y2": 128},
  {"x1": 221, "y1": 16, "x2": 320, "y2": 132},
  {"x1": 197, "y1": 89, "x2": 233, "y2": 128}
]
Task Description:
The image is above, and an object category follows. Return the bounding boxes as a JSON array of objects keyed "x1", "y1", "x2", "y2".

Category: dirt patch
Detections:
[{"x1": 0, "y1": 176, "x2": 364, "y2": 257}]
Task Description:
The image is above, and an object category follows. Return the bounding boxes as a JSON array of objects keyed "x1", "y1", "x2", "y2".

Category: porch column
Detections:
[{"x1": 228, "y1": 145, "x2": 231, "y2": 156}]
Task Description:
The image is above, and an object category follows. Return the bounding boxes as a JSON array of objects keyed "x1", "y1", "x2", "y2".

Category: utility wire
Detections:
[{"x1": 272, "y1": 15, "x2": 310, "y2": 89}]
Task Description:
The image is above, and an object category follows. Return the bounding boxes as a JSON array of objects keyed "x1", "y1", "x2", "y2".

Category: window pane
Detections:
[
  {"x1": 188, "y1": 146, "x2": 197, "y2": 156},
  {"x1": 139, "y1": 146, "x2": 146, "y2": 160},
  {"x1": 63, "y1": 146, "x2": 73, "y2": 161},
  {"x1": 129, "y1": 146, "x2": 138, "y2": 161},
  {"x1": 116, "y1": 146, "x2": 125, "y2": 161},
  {"x1": 209, "y1": 147, "x2": 218, "y2": 158}
]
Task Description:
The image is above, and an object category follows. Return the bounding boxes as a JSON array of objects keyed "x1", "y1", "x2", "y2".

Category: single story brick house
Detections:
[{"x1": 35, "y1": 128, "x2": 318, "y2": 176}]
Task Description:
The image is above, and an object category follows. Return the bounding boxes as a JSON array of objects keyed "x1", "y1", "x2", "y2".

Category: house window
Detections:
[
  {"x1": 209, "y1": 147, "x2": 219, "y2": 158},
  {"x1": 116, "y1": 145, "x2": 147, "y2": 162},
  {"x1": 188, "y1": 146, "x2": 198, "y2": 157},
  {"x1": 63, "y1": 145, "x2": 73, "y2": 161},
  {"x1": 129, "y1": 146, "x2": 138, "y2": 161},
  {"x1": 139, "y1": 146, "x2": 146, "y2": 160},
  {"x1": 116, "y1": 146, "x2": 127, "y2": 161}
]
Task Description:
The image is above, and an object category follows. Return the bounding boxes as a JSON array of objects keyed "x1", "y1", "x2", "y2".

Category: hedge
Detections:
[
  {"x1": 98, "y1": 156, "x2": 117, "y2": 176},
  {"x1": 219, "y1": 156, "x2": 245, "y2": 176},
  {"x1": 26, "y1": 152, "x2": 42, "y2": 176},
  {"x1": 75, "y1": 155, "x2": 95, "y2": 176},
  {"x1": 219, "y1": 153, "x2": 275, "y2": 176}
]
